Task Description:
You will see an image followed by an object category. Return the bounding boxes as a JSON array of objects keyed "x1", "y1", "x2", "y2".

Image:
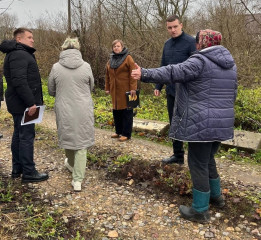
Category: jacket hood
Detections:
[
  {"x1": 0, "y1": 40, "x2": 17, "y2": 53},
  {"x1": 59, "y1": 49, "x2": 84, "y2": 69},
  {"x1": 0, "y1": 40, "x2": 36, "y2": 54},
  {"x1": 199, "y1": 45, "x2": 235, "y2": 69}
]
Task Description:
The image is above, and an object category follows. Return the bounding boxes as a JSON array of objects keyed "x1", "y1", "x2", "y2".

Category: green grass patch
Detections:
[
  {"x1": 42, "y1": 84, "x2": 55, "y2": 109},
  {"x1": 235, "y1": 86, "x2": 261, "y2": 132},
  {"x1": 40, "y1": 81, "x2": 261, "y2": 133},
  {"x1": 0, "y1": 177, "x2": 103, "y2": 239},
  {"x1": 217, "y1": 147, "x2": 261, "y2": 165},
  {"x1": 4, "y1": 78, "x2": 261, "y2": 132},
  {"x1": 0, "y1": 181, "x2": 14, "y2": 202}
]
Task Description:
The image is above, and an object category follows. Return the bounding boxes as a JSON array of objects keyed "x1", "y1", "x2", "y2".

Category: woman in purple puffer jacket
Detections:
[{"x1": 131, "y1": 29, "x2": 237, "y2": 223}]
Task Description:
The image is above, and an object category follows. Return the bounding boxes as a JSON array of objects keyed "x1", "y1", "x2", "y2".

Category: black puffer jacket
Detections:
[
  {"x1": 0, "y1": 40, "x2": 43, "y2": 114},
  {"x1": 0, "y1": 74, "x2": 3, "y2": 102},
  {"x1": 0, "y1": 74, "x2": 3, "y2": 109}
]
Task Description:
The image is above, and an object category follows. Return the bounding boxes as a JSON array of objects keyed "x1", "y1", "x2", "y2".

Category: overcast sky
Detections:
[{"x1": 4, "y1": 0, "x2": 67, "y2": 26}]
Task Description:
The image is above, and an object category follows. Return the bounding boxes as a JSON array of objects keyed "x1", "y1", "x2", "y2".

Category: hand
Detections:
[
  {"x1": 154, "y1": 89, "x2": 161, "y2": 97},
  {"x1": 131, "y1": 63, "x2": 141, "y2": 80},
  {"x1": 130, "y1": 90, "x2": 136, "y2": 98},
  {"x1": 105, "y1": 91, "x2": 110, "y2": 94},
  {"x1": 28, "y1": 104, "x2": 37, "y2": 116}
]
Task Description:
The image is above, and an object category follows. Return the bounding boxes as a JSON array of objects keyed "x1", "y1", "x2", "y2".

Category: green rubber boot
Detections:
[
  {"x1": 209, "y1": 177, "x2": 225, "y2": 208},
  {"x1": 179, "y1": 189, "x2": 210, "y2": 223}
]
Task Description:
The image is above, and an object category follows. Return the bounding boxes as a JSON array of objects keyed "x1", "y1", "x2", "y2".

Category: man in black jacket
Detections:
[
  {"x1": 0, "y1": 28, "x2": 48, "y2": 182},
  {"x1": 155, "y1": 15, "x2": 196, "y2": 165}
]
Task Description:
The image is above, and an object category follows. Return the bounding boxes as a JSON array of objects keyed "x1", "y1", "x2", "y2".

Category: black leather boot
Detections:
[
  {"x1": 162, "y1": 155, "x2": 184, "y2": 165},
  {"x1": 22, "y1": 170, "x2": 49, "y2": 183},
  {"x1": 11, "y1": 170, "x2": 23, "y2": 178}
]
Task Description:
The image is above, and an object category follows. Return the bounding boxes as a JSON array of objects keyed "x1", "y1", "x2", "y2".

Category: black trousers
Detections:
[
  {"x1": 188, "y1": 142, "x2": 220, "y2": 192},
  {"x1": 11, "y1": 114, "x2": 36, "y2": 175},
  {"x1": 167, "y1": 94, "x2": 184, "y2": 157},
  {"x1": 113, "y1": 109, "x2": 133, "y2": 138}
]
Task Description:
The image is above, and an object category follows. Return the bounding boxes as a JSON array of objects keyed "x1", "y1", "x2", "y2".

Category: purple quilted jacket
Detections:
[{"x1": 141, "y1": 45, "x2": 237, "y2": 142}]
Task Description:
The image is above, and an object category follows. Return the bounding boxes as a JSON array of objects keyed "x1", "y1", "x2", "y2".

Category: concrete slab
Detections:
[
  {"x1": 222, "y1": 130, "x2": 261, "y2": 152},
  {"x1": 133, "y1": 118, "x2": 261, "y2": 152},
  {"x1": 133, "y1": 118, "x2": 169, "y2": 136}
]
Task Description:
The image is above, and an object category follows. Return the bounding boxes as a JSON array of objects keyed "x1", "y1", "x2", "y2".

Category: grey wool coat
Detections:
[
  {"x1": 48, "y1": 49, "x2": 95, "y2": 150},
  {"x1": 141, "y1": 45, "x2": 237, "y2": 142}
]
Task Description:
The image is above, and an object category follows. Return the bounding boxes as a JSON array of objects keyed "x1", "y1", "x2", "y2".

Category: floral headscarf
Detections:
[{"x1": 196, "y1": 29, "x2": 222, "y2": 50}]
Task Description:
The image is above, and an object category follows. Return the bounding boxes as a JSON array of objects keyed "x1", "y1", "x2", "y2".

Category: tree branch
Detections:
[
  {"x1": 239, "y1": 0, "x2": 261, "y2": 27},
  {"x1": 0, "y1": 0, "x2": 15, "y2": 15}
]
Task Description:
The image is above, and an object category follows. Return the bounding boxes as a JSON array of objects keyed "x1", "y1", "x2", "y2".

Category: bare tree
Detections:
[
  {"x1": 192, "y1": 0, "x2": 261, "y2": 87},
  {"x1": 238, "y1": 0, "x2": 261, "y2": 27},
  {"x1": 68, "y1": 0, "x2": 72, "y2": 34},
  {"x1": 0, "y1": 0, "x2": 258, "y2": 89},
  {"x1": 0, "y1": 12, "x2": 17, "y2": 39},
  {"x1": 0, "y1": 0, "x2": 15, "y2": 15}
]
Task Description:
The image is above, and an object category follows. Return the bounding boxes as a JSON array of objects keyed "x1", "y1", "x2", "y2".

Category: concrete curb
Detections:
[
  {"x1": 133, "y1": 118, "x2": 169, "y2": 135},
  {"x1": 222, "y1": 130, "x2": 261, "y2": 152},
  {"x1": 133, "y1": 118, "x2": 261, "y2": 152}
]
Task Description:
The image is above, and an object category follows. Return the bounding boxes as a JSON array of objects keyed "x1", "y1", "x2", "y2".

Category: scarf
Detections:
[
  {"x1": 109, "y1": 47, "x2": 129, "y2": 69},
  {"x1": 197, "y1": 29, "x2": 222, "y2": 49}
]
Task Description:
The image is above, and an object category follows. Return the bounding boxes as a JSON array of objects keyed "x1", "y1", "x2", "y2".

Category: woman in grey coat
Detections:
[
  {"x1": 132, "y1": 29, "x2": 237, "y2": 223},
  {"x1": 48, "y1": 37, "x2": 94, "y2": 192}
]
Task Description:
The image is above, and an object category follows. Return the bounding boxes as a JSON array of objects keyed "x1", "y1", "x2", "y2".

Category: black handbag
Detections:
[{"x1": 125, "y1": 90, "x2": 140, "y2": 109}]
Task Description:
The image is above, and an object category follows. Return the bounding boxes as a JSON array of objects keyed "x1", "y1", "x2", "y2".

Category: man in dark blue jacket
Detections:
[
  {"x1": 155, "y1": 15, "x2": 196, "y2": 165},
  {"x1": 0, "y1": 28, "x2": 48, "y2": 183}
]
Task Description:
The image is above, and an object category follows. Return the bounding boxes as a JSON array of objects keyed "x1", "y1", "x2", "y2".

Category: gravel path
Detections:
[
  {"x1": 41, "y1": 109, "x2": 261, "y2": 188},
  {"x1": 0, "y1": 107, "x2": 261, "y2": 239}
]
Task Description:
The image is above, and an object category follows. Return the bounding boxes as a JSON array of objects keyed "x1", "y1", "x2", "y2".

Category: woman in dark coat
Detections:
[
  {"x1": 132, "y1": 29, "x2": 237, "y2": 223},
  {"x1": 105, "y1": 39, "x2": 137, "y2": 142}
]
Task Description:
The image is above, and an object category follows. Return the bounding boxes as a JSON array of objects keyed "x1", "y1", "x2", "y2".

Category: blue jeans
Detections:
[
  {"x1": 11, "y1": 114, "x2": 36, "y2": 175},
  {"x1": 188, "y1": 142, "x2": 220, "y2": 192}
]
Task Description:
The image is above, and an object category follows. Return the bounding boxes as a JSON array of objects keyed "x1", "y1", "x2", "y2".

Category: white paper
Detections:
[{"x1": 21, "y1": 105, "x2": 46, "y2": 125}]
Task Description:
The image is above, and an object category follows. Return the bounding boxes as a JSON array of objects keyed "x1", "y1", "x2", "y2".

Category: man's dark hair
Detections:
[
  {"x1": 166, "y1": 15, "x2": 181, "y2": 23},
  {"x1": 196, "y1": 31, "x2": 200, "y2": 43},
  {"x1": 13, "y1": 28, "x2": 32, "y2": 38}
]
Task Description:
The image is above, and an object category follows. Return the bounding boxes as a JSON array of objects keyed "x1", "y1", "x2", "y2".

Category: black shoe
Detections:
[
  {"x1": 179, "y1": 205, "x2": 210, "y2": 223},
  {"x1": 22, "y1": 170, "x2": 49, "y2": 183},
  {"x1": 0, "y1": 133, "x2": 3, "y2": 139},
  {"x1": 11, "y1": 170, "x2": 23, "y2": 179},
  {"x1": 210, "y1": 196, "x2": 225, "y2": 208},
  {"x1": 162, "y1": 155, "x2": 184, "y2": 165}
]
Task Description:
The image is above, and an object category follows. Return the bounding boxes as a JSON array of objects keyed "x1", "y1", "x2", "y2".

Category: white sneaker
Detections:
[
  {"x1": 64, "y1": 158, "x2": 73, "y2": 172},
  {"x1": 71, "y1": 180, "x2": 81, "y2": 192}
]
